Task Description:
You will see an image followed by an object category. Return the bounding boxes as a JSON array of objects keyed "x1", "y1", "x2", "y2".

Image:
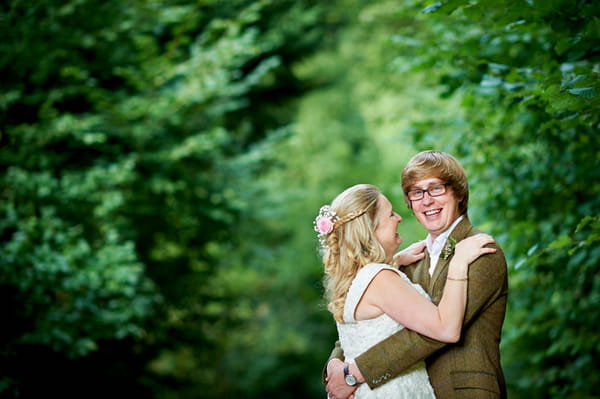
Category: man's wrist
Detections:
[
  {"x1": 347, "y1": 362, "x2": 364, "y2": 384},
  {"x1": 343, "y1": 365, "x2": 358, "y2": 386}
]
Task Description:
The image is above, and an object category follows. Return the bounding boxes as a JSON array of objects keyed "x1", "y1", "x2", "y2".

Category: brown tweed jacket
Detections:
[{"x1": 328, "y1": 216, "x2": 508, "y2": 398}]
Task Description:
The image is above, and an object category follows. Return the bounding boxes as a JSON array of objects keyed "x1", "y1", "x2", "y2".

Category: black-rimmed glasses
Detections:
[{"x1": 406, "y1": 183, "x2": 450, "y2": 201}]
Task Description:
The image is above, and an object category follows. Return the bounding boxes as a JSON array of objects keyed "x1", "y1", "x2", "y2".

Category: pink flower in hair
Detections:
[
  {"x1": 313, "y1": 205, "x2": 339, "y2": 249},
  {"x1": 315, "y1": 215, "x2": 334, "y2": 235}
]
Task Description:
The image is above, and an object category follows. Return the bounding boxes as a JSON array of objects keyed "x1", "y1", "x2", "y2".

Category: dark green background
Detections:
[{"x1": 1, "y1": 0, "x2": 598, "y2": 397}]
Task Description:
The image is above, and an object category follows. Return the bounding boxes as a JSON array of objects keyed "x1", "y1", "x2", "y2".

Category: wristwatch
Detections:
[{"x1": 343, "y1": 365, "x2": 358, "y2": 386}]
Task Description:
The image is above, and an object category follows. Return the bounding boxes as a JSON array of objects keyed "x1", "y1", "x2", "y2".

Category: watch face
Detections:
[{"x1": 345, "y1": 374, "x2": 357, "y2": 386}]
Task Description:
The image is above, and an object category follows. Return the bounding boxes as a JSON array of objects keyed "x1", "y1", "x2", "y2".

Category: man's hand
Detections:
[
  {"x1": 325, "y1": 359, "x2": 357, "y2": 399},
  {"x1": 392, "y1": 240, "x2": 426, "y2": 267}
]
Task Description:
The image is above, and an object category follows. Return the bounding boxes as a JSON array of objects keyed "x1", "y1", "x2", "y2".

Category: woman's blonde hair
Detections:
[{"x1": 320, "y1": 184, "x2": 390, "y2": 323}]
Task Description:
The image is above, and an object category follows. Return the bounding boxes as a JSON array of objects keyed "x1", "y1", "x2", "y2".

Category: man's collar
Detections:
[{"x1": 425, "y1": 214, "x2": 465, "y2": 251}]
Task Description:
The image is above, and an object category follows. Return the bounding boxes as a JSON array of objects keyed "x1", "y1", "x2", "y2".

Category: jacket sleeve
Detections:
[{"x1": 354, "y1": 243, "x2": 507, "y2": 389}]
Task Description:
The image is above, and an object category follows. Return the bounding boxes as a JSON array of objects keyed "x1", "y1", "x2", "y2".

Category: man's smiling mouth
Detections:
[{"x1": 424, "y1": 209, "x2": 441, "y2": 216}]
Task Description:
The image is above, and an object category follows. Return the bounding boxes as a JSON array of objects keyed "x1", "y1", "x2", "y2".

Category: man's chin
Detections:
[
  {"x1": 422, "y1": 222, "x2": 444, "y2": 235},
  {"x1": 418, "y1": 218, "x2": 439, "y2": 229}
]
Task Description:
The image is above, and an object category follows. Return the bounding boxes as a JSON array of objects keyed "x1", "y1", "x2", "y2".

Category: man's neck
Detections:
[
  {"x1": 426, "y1": 215, "x2": 464, "y2": 276},
  {"x1": 426, "y1": 215, "x2": 463, "y2": 244}
]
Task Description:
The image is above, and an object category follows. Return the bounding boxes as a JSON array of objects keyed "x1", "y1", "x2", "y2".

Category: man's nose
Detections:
[{"x1": 422, "y1": 192, "x2": 435, "y2": 204}]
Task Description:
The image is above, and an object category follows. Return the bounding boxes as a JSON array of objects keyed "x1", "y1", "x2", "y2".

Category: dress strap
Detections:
[{"x1": 344, "y1": 263, "x2": 404, "y2": 322}]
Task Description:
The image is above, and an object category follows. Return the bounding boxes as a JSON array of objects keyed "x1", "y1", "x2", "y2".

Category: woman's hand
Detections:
[
  {"x1": 452, "y1": 233, "x2": 496, "y2": 266},
  {"x1": 392, "y1": 240, "x2": 426, "y2": 267}
]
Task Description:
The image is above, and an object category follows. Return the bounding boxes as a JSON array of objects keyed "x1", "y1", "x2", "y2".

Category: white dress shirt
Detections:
[{"x1": 425, "y1": 215, "x2": 464, "y2": 276}]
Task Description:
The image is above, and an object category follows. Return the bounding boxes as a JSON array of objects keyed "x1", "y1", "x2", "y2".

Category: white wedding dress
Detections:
[{"x1": 336, "y1": 263, "x2": 436, "y2": 399}]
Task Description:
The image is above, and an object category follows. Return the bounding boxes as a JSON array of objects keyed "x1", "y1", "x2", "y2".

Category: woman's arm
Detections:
[
  {"x1": 359, "y1": 234, "x2": 495, "y2": 342},
  {"x1": 361, "y1": 270, "x2": 463, "y2": 342}
]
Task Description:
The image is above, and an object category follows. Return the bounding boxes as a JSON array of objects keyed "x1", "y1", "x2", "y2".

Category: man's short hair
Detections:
[{"x1": 401, "y1": 150, "x2": 469, "y2": 214}]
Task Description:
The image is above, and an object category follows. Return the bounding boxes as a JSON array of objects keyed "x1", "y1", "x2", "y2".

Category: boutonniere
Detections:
[{"x1": 441, "y1": 237, "x2": 457, "y2": 260}]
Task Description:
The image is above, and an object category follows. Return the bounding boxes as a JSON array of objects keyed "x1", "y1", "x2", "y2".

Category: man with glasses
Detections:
[{"x1": 325, "y1": 150, "x2": 508, "y2": 398}]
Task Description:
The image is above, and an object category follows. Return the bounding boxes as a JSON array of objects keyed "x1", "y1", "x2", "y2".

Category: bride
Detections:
[{"x1": 315, "y1": 184, "x2": 495, "y2": 398}]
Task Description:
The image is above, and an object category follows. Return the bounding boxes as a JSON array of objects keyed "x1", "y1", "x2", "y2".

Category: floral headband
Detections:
[{"x1": 313, "y1": 205, "x2": 369, "y2": 248}]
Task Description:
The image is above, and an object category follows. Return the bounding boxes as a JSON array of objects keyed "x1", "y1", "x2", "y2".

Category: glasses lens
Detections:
[
  {"x1": 430, "y1": 184, "x2": 445, "y2": 196},
  {"x1": 408, "y1": 190, "x2": 423, "y2": 200}
]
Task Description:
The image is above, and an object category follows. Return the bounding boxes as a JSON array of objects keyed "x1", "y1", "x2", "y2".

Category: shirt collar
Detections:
[{"x1": 425, "y1": 214, "x2": 464, "y2": 256}]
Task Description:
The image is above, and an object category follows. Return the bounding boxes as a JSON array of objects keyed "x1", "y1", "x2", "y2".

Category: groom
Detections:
[{"x1": 325, "y1": 151, "x2": 508, "y2": 398}]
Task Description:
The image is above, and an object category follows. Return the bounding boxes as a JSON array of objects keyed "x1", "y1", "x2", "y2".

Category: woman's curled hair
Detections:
[{"x1": 321, "y1": 184, "x2": 390, "y2": 323}]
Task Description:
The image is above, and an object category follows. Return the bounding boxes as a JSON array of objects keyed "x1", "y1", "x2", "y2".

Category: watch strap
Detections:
[{"x1": 343, "y1": 365, "x2": 358, "y2": 386}]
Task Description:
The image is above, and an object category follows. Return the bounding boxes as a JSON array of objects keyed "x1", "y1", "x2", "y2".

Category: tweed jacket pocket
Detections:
[{"x1": 449, "y1": 370, "x2": 501, "y2": 396}]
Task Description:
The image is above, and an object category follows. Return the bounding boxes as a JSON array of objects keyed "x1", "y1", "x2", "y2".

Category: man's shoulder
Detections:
[
  {"x1": 454, "y1": 216, "x2": 489, "y2": 238},
  {"x1": 452, "y1": 216, "x2": 477, "y2": 239},
  {"x1": 466, "y1": 225, "x2": 484, "y2": 236},
  {"x1": 454, "y1": 217, "x2": 506, "y2": 262}
]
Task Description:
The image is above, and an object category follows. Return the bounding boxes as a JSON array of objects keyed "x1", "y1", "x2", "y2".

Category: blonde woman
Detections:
[{"x1": 316, "y1": 184, "x2": 495, "y2": 398}]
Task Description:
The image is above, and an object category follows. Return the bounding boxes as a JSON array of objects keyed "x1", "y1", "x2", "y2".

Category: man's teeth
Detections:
[{"x1": 425, "y1": 209, "x2": 441, "y2": 216}]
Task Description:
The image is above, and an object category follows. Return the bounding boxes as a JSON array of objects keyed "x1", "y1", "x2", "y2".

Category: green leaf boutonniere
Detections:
[{"x1": 441, "y1": 237, "x2": 457, "y2": 260}]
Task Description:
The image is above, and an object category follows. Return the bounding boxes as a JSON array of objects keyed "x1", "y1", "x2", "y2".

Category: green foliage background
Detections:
[{"x1": 1, "y1": 0, "x2": 598, "y2": 397}]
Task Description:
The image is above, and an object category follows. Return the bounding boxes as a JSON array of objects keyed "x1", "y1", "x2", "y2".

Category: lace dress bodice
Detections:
[{"x1": 336, "y1": 263, "x2": 436, "y2": 398}]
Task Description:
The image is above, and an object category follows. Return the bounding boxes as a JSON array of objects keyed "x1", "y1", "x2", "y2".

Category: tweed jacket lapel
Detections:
[
  {"x1": 429, "y1": 252, "x2": 449, "y2": 301},
  {"x1": 405, "y1": 249, "x2": 431, "y2": 290},
  {"x1": 429, "y1": 216, "x2": 473, "y2": 301}
]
